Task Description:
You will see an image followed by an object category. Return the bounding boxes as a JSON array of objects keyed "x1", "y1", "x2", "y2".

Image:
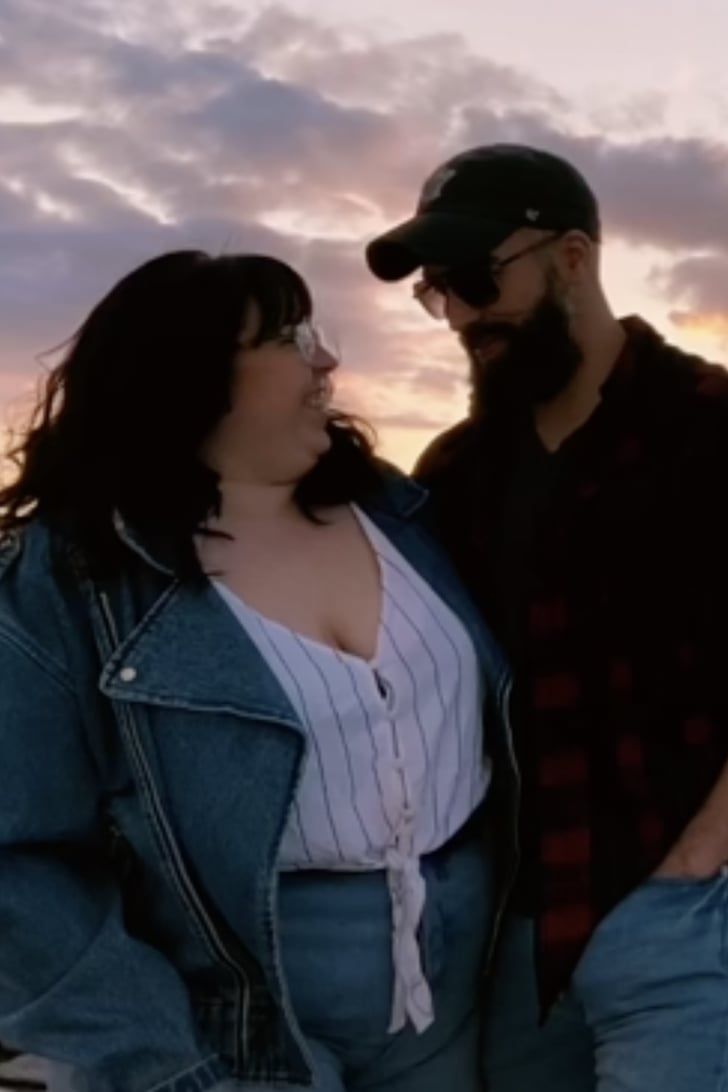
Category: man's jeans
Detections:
[{"x1": 483, "y1": 870, "x2": 728, "y2": 1091}]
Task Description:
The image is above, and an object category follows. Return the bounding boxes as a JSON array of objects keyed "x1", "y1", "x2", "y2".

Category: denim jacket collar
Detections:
[
  {"x1": 100, "y1": 473, "x2": 429, "y2": 726},
  {"x1": 97, "y1": 576, "x2": 304, "y2": 730}
]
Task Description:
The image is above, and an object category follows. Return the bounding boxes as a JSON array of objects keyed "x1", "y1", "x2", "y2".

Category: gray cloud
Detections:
[
  {"x1": 460, "y1": 109, "x2": 728, "y2": 252},
  {"x1": 587, "y1": 91, "x2": 668, "y2": 136},
  {"x1": 3, "y1": 0, "x2": 728, "y2": 452},
  {"x1": 647, "y1": 255, "x2": 728, "y2": 345},
  {"x1": 235, "y1": 6, "x2": 568, "y2": 116},
  {"x1": 650, "y1": 255, "x2": 728, "y2": 313}
]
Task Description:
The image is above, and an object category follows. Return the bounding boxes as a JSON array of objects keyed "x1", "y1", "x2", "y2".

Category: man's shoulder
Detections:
[
  {"x1": 413, "y1": 418, "x2": 478, "y2": 484},
  {"x1": 632, "y1": 317, "x2": 728, "y2": 402},
  {"x1": 626, "y1": 318, "x2": 728, "y2": 442},
  {"x1": 678, "y1": 350, "x2": 728, "y2": 412}
]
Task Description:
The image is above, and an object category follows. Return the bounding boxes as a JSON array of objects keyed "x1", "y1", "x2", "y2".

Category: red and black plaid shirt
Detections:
[{"x1": 416, "y1": 317, "x2": 728, "y2": 1007}]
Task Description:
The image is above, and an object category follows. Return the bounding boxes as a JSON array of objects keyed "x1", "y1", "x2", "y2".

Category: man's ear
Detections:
[{"x1": 554, "y1": 230, "x2": 594, "y2": 280}]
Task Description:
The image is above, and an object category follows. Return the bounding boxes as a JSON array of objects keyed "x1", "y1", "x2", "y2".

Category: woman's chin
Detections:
[
  {"x1": 307, "y1": 416, "x2": 332, "y2": 449},
  {"x1": 311, "y1": 430, "x2": 333, "y2": 460},
  {"x1": 293, "y1": 427, "x2": 332, "y2": 476}
]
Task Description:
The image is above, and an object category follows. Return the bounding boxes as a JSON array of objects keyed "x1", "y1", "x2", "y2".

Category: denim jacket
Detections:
[{"x1": 0, "y1": 472, "x2": 515, "y2": 1092}]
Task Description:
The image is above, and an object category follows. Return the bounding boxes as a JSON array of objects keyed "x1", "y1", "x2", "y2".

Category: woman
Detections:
[{"x1": 0, "y1": 251, "x2": 513, "y2": 1092}]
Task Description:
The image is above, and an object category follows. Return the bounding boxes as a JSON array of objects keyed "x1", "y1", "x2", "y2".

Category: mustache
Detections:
[{"x1": 459, "y1": 320, "x2": 518, "y2": 356}]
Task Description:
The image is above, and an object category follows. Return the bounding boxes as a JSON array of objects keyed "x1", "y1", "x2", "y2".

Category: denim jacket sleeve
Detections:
[{"x1": 0, "y1": 630, "x2": 229, "y2": 1092}]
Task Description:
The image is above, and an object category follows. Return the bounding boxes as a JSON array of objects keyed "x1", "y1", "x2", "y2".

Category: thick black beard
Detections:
[{"x1": 461, "y1": 291, "x2": 583, "y2": 419}]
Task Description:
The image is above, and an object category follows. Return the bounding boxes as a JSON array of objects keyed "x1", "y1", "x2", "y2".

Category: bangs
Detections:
[{"x1": 238, "y1": 258, "x2": 312, "y2": 347}]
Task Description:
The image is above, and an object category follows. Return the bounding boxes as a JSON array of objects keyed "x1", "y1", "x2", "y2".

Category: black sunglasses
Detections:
[{"x1": 412, "y1": 233, "x2": 562, "y2": 319}]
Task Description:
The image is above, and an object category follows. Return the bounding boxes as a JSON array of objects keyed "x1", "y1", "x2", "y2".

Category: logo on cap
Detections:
[
  {"x1": 422, "y1": 166, "x2": 457, "y2": 204},
  {"x1": 525, "y1": 208, "x2": 541, "y2": 222}
]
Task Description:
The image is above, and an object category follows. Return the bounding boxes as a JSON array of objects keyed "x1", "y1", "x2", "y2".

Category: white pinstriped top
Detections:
[{"x1": 213, "y1": 506, "x2": 490, "y2": 1034}]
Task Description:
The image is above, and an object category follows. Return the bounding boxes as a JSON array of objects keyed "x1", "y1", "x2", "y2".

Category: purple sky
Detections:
[{"x1": 2, "y1": 1, "x2": 727, "y2": 467}]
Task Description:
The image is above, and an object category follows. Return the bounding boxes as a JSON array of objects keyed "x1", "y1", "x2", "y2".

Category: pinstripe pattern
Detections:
[{"x1": 212, "y1": 506, "x2": 490, "y2": 1034}]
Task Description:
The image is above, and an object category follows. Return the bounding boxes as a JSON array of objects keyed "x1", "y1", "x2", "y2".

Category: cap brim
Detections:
[{"x1": 366, "y1": 212, "x2": 515, "y2": 281}]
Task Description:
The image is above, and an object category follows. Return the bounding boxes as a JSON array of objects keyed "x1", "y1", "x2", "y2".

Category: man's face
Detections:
[{"x1": 427, "y1": 232, "x2": 583, "y2": 414}]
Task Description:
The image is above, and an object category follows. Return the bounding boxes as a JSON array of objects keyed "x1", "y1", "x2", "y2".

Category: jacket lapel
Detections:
[{"x1": 99, "y1": 578, "x2": 303, "y2": 732}]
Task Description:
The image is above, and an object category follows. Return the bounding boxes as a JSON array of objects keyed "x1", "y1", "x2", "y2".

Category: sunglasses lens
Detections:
[
  {"x1": 414, "y1": 265, "x2": 500, "y2": 320},
  {"x1": 446, "y1": 267, "x2": 499, "y2": 309}
]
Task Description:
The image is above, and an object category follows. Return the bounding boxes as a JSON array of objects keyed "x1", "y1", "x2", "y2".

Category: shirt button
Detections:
[
  {"x1": 119, "y1": 666, "x2": 137, "y2": 683},
  {"x1": 374, "y1": 671, "x2": 395, "y2": 705}
]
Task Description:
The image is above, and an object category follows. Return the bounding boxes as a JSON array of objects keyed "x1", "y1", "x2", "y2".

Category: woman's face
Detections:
[{"x1": 203, "y1": 303, "x2": 339, "y2": 485}]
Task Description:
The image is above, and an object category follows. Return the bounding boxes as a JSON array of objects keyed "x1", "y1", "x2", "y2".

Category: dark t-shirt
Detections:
[
  {"x1": 494, "y1": 421, "x2": 564, "y2": 661},
  {"x1": 493, "y1": 420, "x2": 564, "y2": 912}
]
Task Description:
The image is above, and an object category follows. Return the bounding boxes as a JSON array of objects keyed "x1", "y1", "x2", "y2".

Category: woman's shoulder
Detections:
[
  {"x1": 0, "y1": 517, "x2": 82, "y2": 630},
  {"x1": 0, "y1": 518, "x2": 80, "y2": 686},
  {"x1": 0, "y1": 517, "x2": 58, "y2": 585}
]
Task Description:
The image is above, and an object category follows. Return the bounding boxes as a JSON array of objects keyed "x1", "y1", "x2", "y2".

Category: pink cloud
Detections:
[{"x1": 3, "y1": 1, "x2": 728, "y2": 463}]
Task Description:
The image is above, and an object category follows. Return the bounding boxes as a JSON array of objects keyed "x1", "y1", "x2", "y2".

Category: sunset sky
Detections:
[{"x1": 2, "y1": 0, "x2": 728, "y2": 468}]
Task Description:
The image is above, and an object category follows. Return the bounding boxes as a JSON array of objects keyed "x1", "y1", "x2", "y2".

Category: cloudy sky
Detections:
[{"x1": 2, "y1": 0, "x2": 728, "y2": 468}]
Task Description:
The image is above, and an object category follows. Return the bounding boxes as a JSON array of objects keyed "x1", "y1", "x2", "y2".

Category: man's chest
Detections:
[{"x1": 440, "y1": 434, "x2": 684, "y2": 644}]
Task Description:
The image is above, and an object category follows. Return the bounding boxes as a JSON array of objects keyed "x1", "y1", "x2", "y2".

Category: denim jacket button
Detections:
[{"x1": 119, "y1": 666, "x2": 137, "y2": 683}]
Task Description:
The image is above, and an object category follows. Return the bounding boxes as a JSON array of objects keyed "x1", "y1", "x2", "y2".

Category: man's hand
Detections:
[{"x1": 652, "y1": 824, "x2": 728, "y2": 881}]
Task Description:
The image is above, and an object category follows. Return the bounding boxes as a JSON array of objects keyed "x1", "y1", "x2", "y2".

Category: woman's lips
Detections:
[{"x1": 304, "y1": 378, "x2": 333, "y2": 410}]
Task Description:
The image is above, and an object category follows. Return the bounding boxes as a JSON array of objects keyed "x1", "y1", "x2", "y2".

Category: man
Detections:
[{"x1": 366, "y1": 144, "x2": 728, "y2": 1091}]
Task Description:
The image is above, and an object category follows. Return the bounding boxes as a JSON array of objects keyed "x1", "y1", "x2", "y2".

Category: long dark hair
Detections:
[{"x1": 0, "y1": 250, "x2": 382, "y2": 576}]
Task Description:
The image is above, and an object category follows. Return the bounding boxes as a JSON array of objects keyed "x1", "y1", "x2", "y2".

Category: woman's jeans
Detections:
[
  {"x1": 46, "y1": 832, "x2": 493, "y2": 1092},
  {"x1": 272, "y1": 830, "x2": 493, "y2": 1092}
]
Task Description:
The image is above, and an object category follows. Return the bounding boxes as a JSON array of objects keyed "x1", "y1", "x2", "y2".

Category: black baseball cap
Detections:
[{"x1": 366, "y1": 143, "x2": 601, "y2": 281}]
